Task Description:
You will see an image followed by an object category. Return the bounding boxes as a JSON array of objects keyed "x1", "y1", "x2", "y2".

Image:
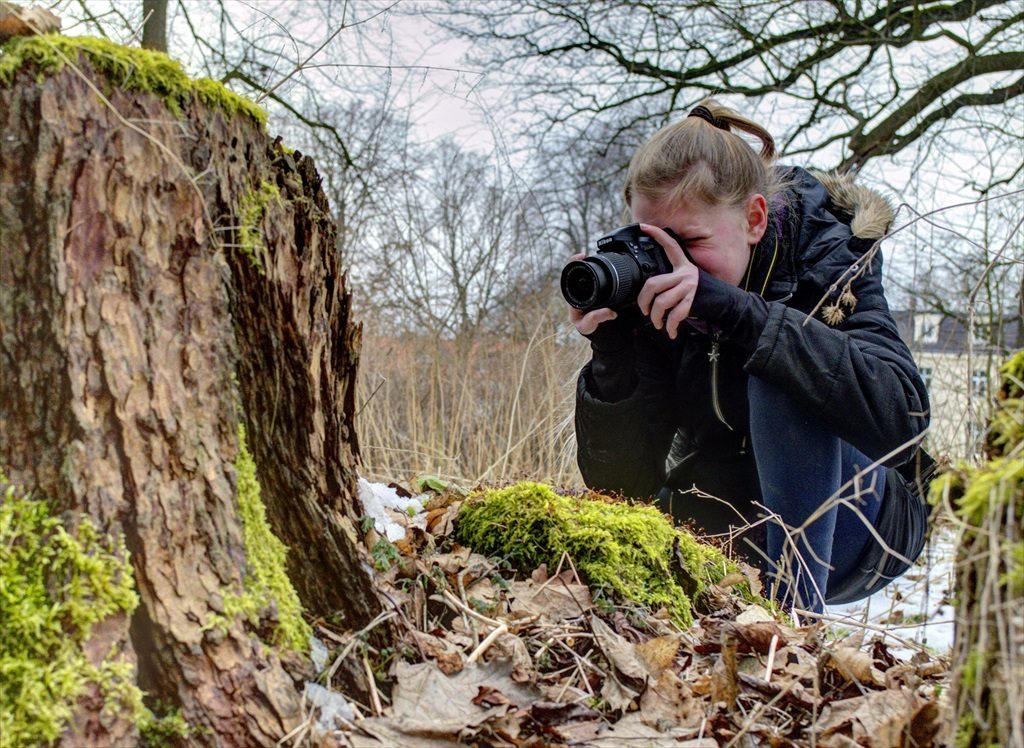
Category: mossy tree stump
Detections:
[
  {"x1": 931, "y1": 352, "x2": 1024, "y2": 747},
  {"x1": 0, "y1": 36, "x2": 379, "y2": 746}
]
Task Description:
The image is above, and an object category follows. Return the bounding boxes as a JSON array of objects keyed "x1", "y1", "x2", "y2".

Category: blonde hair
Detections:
[{"x1": 623, "y1": 99, "x2": 782, "y2": 210}]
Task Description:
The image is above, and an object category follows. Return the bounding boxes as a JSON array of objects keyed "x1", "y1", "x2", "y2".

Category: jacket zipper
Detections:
[{"x1": 709, "y1": 333, "x2": 733, "y2": 431}]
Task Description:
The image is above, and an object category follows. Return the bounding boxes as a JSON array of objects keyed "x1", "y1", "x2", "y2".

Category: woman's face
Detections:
[{"x1": 631, "y1": 193, "x2": 767, "y2": 287}]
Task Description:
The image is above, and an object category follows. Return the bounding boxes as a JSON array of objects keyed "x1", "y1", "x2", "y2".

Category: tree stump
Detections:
[
  {"x1": 0, "y1": 37, "x2": 378, "y2": 746},
  {"x1": 931, "y1": 351, "x2": 1024, "y2": 747}
]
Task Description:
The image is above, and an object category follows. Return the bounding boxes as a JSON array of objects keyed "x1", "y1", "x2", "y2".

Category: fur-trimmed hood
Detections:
[
  {"x1": 746, "y1": 166, "x2": 895, "y2": 303},
  {"x1": 811, "y1": 170, "x2": 895, "y2": 240}
]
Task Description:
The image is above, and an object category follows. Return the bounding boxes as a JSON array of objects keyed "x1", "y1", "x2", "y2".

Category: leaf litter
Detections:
[{"x1": 293, "y1": 480, "x2": 951, "y2": 747}]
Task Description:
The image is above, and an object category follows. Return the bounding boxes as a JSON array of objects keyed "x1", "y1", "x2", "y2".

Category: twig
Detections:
[
  {"x1": 764, "y1": 633, "x2": 780, "y2": 683},
  {"x1": 456, "y1": 571, "x2": 479, "y2": 647},
  {"x1": 323, "y1": 610, "x2": 397, "y2": 688},
  {"x1": 276, "y1": 712, "x2": 313, "y2": 747},
  {"x1": 725, "y1": 676, "x2": 813, "y2": 748},
  {"x1": 795, "y1": 609, "x2": 944, "y2": 656},
  {"x1": 362, "y1": 651, "x2": 383, "y2": 717},
  {"x1": 438, "y1": 589, "x2": 503, "y2": 628},
  {"x1": 466, "y1": 622, "x2": 508, "y2": 664}
]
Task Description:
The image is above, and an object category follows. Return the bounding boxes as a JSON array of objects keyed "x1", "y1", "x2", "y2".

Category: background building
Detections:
[{"x1": 896, "y1": 310, "x2": 1021, "y2": 459}]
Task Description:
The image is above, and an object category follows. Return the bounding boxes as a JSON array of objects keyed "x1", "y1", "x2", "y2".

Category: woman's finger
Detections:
[
  {"x1": 637, "y1": 272, "x2": 678, "y2": 315},
  {"x1": 664, "y1": 295, "x2": 696, "y2": 339},
  {"x1": 570, "y1": 307, "x2": 617, "y2": 336},
  {"x1": 638, "y1": 223, "x2": 691, "y2": 271},
  {"x1": 648, "y1": 283, "x2": 691, "y2": 330}
]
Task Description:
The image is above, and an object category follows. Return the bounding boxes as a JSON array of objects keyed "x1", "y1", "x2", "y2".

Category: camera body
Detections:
[{"x1": 560, "y1": 224, "x2": 673, "y2": 311}]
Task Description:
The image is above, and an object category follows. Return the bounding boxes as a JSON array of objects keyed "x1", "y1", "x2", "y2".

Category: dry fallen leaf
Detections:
[
  {"x1": 710, "y1": 625, "x2": 739, "y2": 709},
  {"x1": 637, "y1": 669, "x2": 705, "y2": 729},
  {"x1": 635, "y1": 634, "x2": 681, "y2": 676},
  {"x1": 472, "y1": 685, "x2": 512, "y2": 708},
  {"x1": 391, "y1": 659, "x2": 540, "y2": 724},
  {"x1": 818, "y1": 689, "x2": 935, "y2": 747},
  {"x1": 510, "y1": 577, "x2": 593, "y2": 622},
  {"x1": 428, "y1": 546, "x2": 472, "y2": 575},
  {"x1": 601, "y1": 670, "x2": 641, "y2": 711},
  {"x1": 732, "y1": 620, "x2": 787, "y2": 654},
  {"x1": 735, "y1": 603, "x2": 775, "y2": 624},
  {"x1": 406, "y1": 629, "x2": 464, "y2": 675},
  {"x1": 827, "y1": 645, "x2": 886, "y2": 688},
  {"x1": 484, "y1": 632, "x2": 536, "y2": 683},
  {"x1": 597, "y1": 713, "x2": 709, "y2": 747},
  {"x1": 717, "y1": 572, "x2": 746, "y2": 587},
  {"x1": 591, "y1": 615, "x2": 650, "y2": 683}
]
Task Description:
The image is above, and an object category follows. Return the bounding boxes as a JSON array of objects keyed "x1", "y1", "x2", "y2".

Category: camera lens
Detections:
[
  {"x1": 561, "y1": 252, "x2": 646, "y2": 311},
  {"x1": 561, "y1": 260, "x2": 609, "y2": 310}
]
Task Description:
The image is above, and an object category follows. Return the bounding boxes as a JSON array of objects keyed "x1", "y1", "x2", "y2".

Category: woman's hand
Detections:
[
  {"x1": 565, "y1": 253, "x2": 619, "y2": 336},
  {"x1": 635, "y1": 224, "x2": 699, "y2": 340}
]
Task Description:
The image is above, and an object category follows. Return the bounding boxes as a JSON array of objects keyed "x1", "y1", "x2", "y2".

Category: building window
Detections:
[
  {"x1": 972, "y1": 321, "x2": 994, "y2": 346},
  {"x1": 919, "y1": 366, "x2": 933, "y2": 391},
  {"x1": 913, "y1": 313, "x2": 942, "y2": 344},
  {"x1": 968, "y1": 419, "x2": 986, "y2": 452},
  {"x1": 971, "y1": 369, "x2": 988, "y2": 398}
]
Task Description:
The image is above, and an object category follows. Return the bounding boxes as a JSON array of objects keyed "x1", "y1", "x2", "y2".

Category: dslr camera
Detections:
[{"x1": 560, "y1": 224, "x2": 673, "y2": 311}]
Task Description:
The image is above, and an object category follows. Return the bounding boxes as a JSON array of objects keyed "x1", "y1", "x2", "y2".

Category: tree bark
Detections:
[
  {"x1": 0, "y1": 50, "x2": 378, "y2": 746},
  {"x1": 942, "y1": 353, "x2": 1024, "y2": 747}
]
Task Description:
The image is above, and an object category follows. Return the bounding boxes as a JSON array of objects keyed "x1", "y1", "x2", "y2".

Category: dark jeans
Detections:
[{"x1": 748, "y1": 376, "x2": 886, "y2": 613}]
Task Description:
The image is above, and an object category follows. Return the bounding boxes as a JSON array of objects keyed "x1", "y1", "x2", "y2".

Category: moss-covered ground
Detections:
[{"x1": 454, "y1": 481, "x2": 767, "y2": 627}]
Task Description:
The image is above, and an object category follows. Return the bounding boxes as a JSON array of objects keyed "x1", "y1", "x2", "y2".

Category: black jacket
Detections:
[{"x1": 575, "y1": 167, "x2": 931, "y2": 589}]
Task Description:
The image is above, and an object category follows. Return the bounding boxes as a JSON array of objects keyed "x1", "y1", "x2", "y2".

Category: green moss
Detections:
[
  {"x1": 988, "y1": 351, "x2": 1024, "y2": 455},
  {"x1": 0, "y1": 477, "x2": 189, "y2": 746},
  {"x1": 1001, "y1": 541, "x2": 1024, "y2": 595},
  {"x1": 236, "y1": 181, "x2": 281, "y2": 273},
  {"x1": 0, "y1": 34, "x2": 266, "y2": 126},
  {"x1": 454, "y1": 482, "x2": 765, "y2": 627},
  {"x1": 954, "y1": 711, "x2": 1002, "y2": 748},
  {"x1": 207, "y1": 425, "x2": 311, "y2": 652},
  {"x1": 138, "y1": 705, "x2": 191, "y2": 747}
]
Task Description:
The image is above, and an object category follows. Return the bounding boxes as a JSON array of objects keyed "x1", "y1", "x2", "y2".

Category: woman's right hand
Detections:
[{"x1": 565, "y1": 253, "x2": 619, "y2": 336}]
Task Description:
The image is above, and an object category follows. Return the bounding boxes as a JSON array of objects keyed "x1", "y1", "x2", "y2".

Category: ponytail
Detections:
[{"x1": 624, "y1": 98, "x2": 782, "y2": 209}]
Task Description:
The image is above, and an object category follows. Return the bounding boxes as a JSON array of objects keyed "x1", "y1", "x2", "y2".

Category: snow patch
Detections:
[
  {"x1": 357, "y1": 477, "x2": 427, "y2": 542},
  {"x1": 304, "y1": 682, "x2": 355, "y2": 732}
]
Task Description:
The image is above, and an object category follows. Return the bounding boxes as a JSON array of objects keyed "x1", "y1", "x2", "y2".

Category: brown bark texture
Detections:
[{"x1": 0, "y1": 54, "x2": 379, "y2": 745}]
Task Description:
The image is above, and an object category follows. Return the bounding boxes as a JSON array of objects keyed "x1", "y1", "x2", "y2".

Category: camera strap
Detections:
[{"x1": 742, "y1": 230, "x2": 779, "y2": 297}]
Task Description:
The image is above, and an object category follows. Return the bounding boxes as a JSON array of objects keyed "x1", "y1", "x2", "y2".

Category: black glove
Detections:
[{"x1": 584, "y1": 308, "x2": 643, "y2": 401}]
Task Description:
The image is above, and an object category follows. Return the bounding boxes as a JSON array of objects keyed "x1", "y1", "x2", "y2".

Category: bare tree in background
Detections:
[
  {"x1": 899, "y1": 204, "x2": 1023, "y2": 347},
  {"x1": 55, "y1": 0, "x2": 404, "y2": 169},
  {"x1": 357, "y1": 138, "x2": 540, "y2": 338},
  {"x1": 438, "y1": 0, "x2": 1023, "y2": 186}
]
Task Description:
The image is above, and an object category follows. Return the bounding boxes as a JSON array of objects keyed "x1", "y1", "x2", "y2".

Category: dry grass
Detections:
[{"x1": 354, "y1": 315, "x2": 589, "y2": 488}]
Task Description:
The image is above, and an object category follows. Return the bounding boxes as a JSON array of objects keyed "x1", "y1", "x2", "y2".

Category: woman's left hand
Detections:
[{"x1": 635, "y1": 223, "x2": 700, "y2": 340}]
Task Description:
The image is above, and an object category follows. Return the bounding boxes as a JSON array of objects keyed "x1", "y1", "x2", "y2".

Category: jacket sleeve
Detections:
[
  {"x1": 574, "y1": 330, "x2": 679, "y2": 498},
  {"x1": 743, "y1": 263, "x2": 929, "y2": 467}
]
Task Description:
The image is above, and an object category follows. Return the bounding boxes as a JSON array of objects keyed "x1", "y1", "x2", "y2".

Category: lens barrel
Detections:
[{"x1": 560, "y1": 252, "x2": 644, "y2": 311}]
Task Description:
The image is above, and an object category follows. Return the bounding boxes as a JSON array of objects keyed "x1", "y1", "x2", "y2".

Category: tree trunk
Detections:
[
  {"x1": 936, "y1": 352, "x2": 1024, "y2": 747},
  {"x1": 141, "y1": 0, "x2": 167, "y2": 52},
  {"x1": 0, "y1": 44, "x2": 378, "y2": 746}
]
